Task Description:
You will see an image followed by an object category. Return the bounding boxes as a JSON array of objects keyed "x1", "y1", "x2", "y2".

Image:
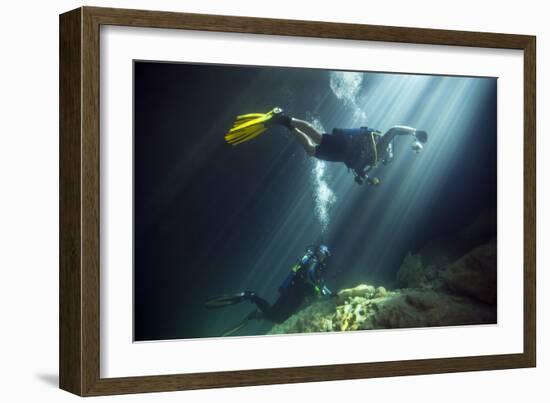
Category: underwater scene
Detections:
[{"x1": 134, "y1": 61, "x2": 497, "y2": 341}]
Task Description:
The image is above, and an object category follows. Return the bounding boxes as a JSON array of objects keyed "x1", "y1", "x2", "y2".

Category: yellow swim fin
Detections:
[{"x1": 225, "y1": 107, "x2": 284, "y2": 146}]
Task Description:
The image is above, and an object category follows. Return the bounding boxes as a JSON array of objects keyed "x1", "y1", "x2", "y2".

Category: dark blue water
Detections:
[{"x1": 133, "y1": 61, "x2": 497, "y2": 341}]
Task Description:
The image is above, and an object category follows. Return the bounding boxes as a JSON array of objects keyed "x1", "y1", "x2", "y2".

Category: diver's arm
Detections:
[
  {"x1": 306, "y1": 259, "x2": 321, "y2": 284},
  {"x1": 385, "y1": 125, "x2": 417, "y2": 137},
  {"x1": 376, "y1": 125, "x2": 417, "y2": 156},
  {"x1": 308, "y1": 260, "x2": 334, "y2": 297}
]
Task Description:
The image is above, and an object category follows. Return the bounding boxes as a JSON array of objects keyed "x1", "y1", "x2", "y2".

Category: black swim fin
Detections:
[
  {"x1": 221, "y1": 310, "x2": 260, "y2": 337},
  {"x1": 222, "y1": 317, "x2": 250, "y2": 337},
  {"x1": 204, "y1": 292, "x2": 248, "y2": 309}
]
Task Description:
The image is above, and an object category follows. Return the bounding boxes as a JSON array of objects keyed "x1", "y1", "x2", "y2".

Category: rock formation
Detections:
[{"x1": 268, "y1": 238, "x2": 497, "y2": 335}]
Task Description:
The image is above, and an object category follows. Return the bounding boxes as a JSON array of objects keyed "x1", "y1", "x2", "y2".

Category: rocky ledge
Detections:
[{"x1": 268, "y1": 239, "x2": 496, "y2": 335}]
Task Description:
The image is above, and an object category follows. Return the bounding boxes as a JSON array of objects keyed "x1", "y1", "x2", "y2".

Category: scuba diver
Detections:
[
  {"x1": 205, "y1": 244, "x2": 334, "y2": 336},
  {"x1": 225, "y1": 107, "x2": 428, "y2": 185}
]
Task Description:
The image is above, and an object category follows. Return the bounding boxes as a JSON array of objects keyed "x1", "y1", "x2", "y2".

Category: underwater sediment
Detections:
[{"x1": 268, "y1": 238, "x2": 497, "y2": 335}]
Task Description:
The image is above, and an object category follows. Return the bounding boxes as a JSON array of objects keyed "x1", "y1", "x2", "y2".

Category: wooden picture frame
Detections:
[{"x1": 59, "y1": 6, "x2": 536, "y2": 396}]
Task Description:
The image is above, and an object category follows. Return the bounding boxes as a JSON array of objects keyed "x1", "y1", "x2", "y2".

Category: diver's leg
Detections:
[
  {"x1": 290, "y1": 118, "x2": 323, "y2": 144},
  {"x1": 291, "y1": 127, "x2": 317, "y2": 156},
  {"x1": 243, "y1": 292, "x2": 273, "y2": 315},
  {"x1": 272, "y1": 114, "x2": 322, "y2": 155}
]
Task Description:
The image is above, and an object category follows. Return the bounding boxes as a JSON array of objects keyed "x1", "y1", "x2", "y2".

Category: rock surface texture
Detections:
[{"x1": 268, "y1": 239, "x2": 497, "y2": 335}]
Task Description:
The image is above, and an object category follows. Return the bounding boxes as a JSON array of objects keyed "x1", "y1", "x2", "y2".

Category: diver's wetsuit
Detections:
[
  {"x1": 314, "y1": 126, "x2": 424, "y2": 183},
  {"x1": 315, "y1": 127, "x2": 380, "y2": 163},
  {"x1": 314, "y1": 127, "x2": 384, "y2": 183},
  {"x1": 247, "y1": 250, "x2": 332, "y2": 323}
]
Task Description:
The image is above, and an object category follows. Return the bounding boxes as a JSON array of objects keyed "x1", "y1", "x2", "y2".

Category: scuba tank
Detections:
[{"x1": 337, "y1": 127, "x2": 380, "y2": 184}]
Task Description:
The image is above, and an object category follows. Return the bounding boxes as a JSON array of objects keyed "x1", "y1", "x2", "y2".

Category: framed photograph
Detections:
[{"x1": 59, "y1": 6, "x2": 536, "y2": 396}]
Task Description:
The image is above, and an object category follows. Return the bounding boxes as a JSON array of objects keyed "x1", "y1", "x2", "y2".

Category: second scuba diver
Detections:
[
  {"x1": 225, "y1": 107, "x2": 428, "y2": 184},
  {"x1": 205, "y1": 244, "x2": 333, "y2": 336}
]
